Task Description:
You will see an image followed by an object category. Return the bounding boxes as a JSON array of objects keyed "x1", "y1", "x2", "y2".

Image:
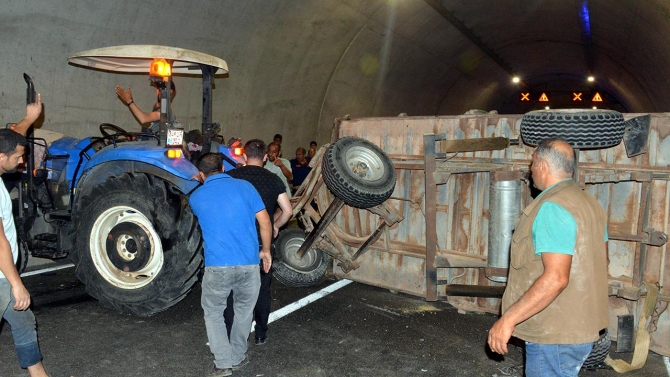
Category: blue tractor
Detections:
[{"x1": 16, "y1": 46, "x2": 243, "y2": 316}]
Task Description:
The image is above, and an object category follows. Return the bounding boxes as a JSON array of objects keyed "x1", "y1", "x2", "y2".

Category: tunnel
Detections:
[{"x1": 2, "y1": 0, "x2": 669, "y2": 153}]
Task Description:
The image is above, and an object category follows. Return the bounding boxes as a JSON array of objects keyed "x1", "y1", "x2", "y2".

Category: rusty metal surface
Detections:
[{"x1": 320, "y1": 113, "x2": 670, "y2": 356}]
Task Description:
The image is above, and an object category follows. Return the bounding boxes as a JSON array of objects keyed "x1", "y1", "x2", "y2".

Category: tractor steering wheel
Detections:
[{"x1": 100, "y1": 123, "x2": 134, "y2": 141}]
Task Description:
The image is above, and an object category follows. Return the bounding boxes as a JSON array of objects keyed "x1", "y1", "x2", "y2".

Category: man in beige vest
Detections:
[{"x1": 487, "y1": 138, "x2": 609, "y2": 377}]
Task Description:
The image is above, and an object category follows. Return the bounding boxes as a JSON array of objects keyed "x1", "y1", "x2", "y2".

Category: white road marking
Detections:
[
  {"x1": 250, "y1": 279, "x2": 353, "y2": 333},
  {"x1": 664, "y1": 356, "x2": 669, "y2": 376},
  {"x1": 20, "y1": 263, "x2": 351, "y2": 324},
  {"x1": 23, "y1": 264, "x2": 354, "y2": 340},
  {"x1": 20, "y1": 263, "x2": 74, "y2": 277}
]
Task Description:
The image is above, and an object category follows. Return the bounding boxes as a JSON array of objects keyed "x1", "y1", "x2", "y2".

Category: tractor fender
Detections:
[
  {"x1": 73, "y1": 141, "x2": 198, "y2": 190},
  {"x1": 74, "y1": 160, "x2": 199, "y2": 210}
]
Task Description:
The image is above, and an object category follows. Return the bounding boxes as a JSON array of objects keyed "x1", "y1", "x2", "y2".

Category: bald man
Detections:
[{"x1": 487, "y1": 138, "x2": 609, "y2": 377}]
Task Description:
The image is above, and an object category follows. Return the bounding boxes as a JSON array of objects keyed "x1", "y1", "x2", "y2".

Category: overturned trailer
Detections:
[{"x1": 274, "y1": 111, "x2": 670, "y2": 364}]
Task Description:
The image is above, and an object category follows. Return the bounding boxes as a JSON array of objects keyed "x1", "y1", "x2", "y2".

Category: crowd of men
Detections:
[{"x1": 269, "y1": 133, "x2": 317, "y2": 192}]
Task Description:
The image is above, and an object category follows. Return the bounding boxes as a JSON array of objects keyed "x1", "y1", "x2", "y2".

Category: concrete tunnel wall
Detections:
[
  {"x1": 0, "y1": 0, "x2": 503, "y2": 155},
  {"x1": 2, "y1": 0, "x2": 670, "y2": 155}
]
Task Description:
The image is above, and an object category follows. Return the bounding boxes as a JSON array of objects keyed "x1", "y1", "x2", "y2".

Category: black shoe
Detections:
[{"x1": 254, "y1": 336, "x2": 267, "y2": 345}]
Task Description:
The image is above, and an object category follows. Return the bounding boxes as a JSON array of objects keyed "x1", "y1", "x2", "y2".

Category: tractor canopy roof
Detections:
[{"x1": 68, "y1": 45, "x2": 228, "y2": 75}]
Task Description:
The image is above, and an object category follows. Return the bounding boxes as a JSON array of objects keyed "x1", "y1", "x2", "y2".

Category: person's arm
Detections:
[
  {"x1": 0, "y1": 225, "x2": 31, "y2": 311},
  {"x1": 255, "y1": 209, "x2": 273, "y2": 273},
  {"x1": 272, "y1": 192, "x2": 293, "y2": 237},
  {"x1": 115, "y1": 85, "x2": 160, "y2": 126},
  {"x1": 487, "y1": 252, "x2": 572, "y2": 354},
  {"x1": 12, "y1": 94, "x2": 42, "y2": 136},
  {"x1": 273, "y1": 158, "x2": 293, "y2": 181}
]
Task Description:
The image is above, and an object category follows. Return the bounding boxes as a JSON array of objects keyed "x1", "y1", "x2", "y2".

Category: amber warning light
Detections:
[
  {"x1": 519, "y1": 92, "x2": 550, "y2": 102},
  {"x1": 234, "y1": 147, "x2": 244, "y2": 156},
  {"x1": 165, "y1": 149, "x2": 182, "y2": 159},
  {"x1": 150, "y1": 59, "x2": 171, "y2": 77}
]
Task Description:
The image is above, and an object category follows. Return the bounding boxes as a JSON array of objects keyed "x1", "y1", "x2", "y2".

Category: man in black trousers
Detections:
[{"x1": 224, "y1": 139, "x2": 292, "y2": 344}]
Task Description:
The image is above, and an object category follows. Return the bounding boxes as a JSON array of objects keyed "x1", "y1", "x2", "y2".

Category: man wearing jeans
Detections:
[
  {"x1": 0, "y1": 96, "x2": 49, "y2": 377},
  {"x1": 190, "y1": 153, "x2": 272, "y2": 377},
  {"x1": 487, "y1": 138, "x2": 609, "y2": 377}
]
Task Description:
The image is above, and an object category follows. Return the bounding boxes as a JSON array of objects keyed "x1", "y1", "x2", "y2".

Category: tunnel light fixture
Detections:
[
  {"x1": 545, "y1": 106, "x2": 550, "y2": 110},
  {"x1": 587, "y1": 76, "x2": 595, "y2": 82},
  {"x1": 512, "y1": 76, "x2": 520, "y2": 84},
  {"x1": 593, "y1": 106, "x2": 597, "y2": 109}
]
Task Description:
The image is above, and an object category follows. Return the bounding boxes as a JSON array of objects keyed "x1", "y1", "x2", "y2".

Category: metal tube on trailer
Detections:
[{"x1": 487, "y1": 171, "x2": 522, "y2": 283}]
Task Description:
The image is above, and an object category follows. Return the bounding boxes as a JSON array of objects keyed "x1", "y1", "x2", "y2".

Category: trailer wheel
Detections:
[
  {"x1": 322, "y1": 137, "x2": 396, "y2": 209},
  {"x1": 70, "y1": 173, "x2": 202, "y2": 316},
  {"x1": 520, "y1": 109, "x2": 625, "y2": 149},
  {"x1": 582, "y1": 329, "x2": 611, "y2": 369},
  {"x1": 273, "y1": 228, "x2": 329, "y2": 288}
]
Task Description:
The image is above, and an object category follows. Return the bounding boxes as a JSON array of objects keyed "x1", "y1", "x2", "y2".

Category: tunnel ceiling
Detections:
[
  {"x1": 2, "y1": 0, "x2": 670, "y2": 150},
  {"x1": 428, "y1": 0, "x2": 670, "y2": 114}
]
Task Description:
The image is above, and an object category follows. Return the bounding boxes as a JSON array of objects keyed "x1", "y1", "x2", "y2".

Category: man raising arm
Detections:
[{"x1": 0, "y1": 125, "x2": 49, "y2": 377}]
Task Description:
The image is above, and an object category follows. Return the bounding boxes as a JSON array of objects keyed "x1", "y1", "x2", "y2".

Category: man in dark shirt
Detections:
[
  {"x1": 225, "y1": 139, "x2": 292, "y2": 345},
  {"x1": 290, "y1": 147, "x2": 312, "y2": 189}
]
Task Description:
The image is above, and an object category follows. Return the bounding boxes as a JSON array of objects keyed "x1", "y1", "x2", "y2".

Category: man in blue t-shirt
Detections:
[{"x1": 189, "y1": 153, "x2": 272, "y2": 376}]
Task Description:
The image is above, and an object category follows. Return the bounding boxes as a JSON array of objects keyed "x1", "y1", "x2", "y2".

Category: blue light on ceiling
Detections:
[{"x1": 579, "y1": 0, "x2": 592, "y2": 38}]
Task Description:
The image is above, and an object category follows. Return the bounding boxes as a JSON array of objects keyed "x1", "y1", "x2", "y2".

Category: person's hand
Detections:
[
  {"x1": 115, "y1": 85, "x2": 133, "y2": 105},
  {"x1": 25, "y1": 93, "x2": 42, "y2": 123},
  {"x1": 260, "y1": 248, "x2": 272, "y2": 273},
  {"x1": 273, "y1": 158, "x2": 284, "y2": 167},
  {"x1": 191, "y1": 172, "x2": 204, "y2": 183},
  {"x1": 12, "y1": 283, "x2": 31, "y2": 311},
  {"x1": 487, "y1": 317, "x2": 514, "y2": 355}
]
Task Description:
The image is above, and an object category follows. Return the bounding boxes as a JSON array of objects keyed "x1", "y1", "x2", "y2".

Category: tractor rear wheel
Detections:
[{"x1": 70, "y1": 173, "x2": 202, "y2": 316}]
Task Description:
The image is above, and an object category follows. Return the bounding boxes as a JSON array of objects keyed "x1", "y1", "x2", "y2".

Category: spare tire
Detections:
[
  {"x1": 520, "y1": 109, "x2": 625, "y2": 149},
  {"x1": 322, "y1": 137, "x2": 396, "y2": 209}
]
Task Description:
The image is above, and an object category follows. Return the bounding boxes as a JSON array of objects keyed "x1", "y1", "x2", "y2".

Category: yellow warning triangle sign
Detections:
[
  {"x1": 592, "y1": 92, "x2": 603, "y2": 102},
  {"x1": 539, "y1": 93, "x2": 549, "y2": 102}
]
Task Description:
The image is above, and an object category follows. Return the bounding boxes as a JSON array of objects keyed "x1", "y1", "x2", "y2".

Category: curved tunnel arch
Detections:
[{"x1": 3, "y1": 0, "x2": 670, "y2": 153}]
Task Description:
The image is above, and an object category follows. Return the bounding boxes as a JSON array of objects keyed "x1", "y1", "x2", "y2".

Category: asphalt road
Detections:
[{"x1": 0, "y1": 266, "x2": 667, "y2": 377}]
